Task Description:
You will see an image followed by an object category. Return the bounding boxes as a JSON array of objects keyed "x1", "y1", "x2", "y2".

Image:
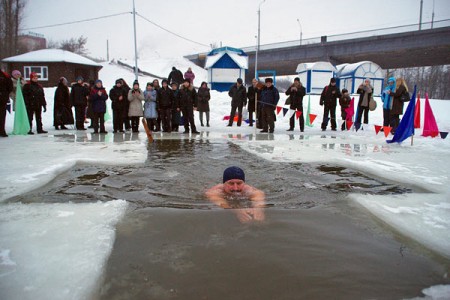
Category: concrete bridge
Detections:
[{"x1": 185, "y1": 26, "x2": 450, "y2": 77}]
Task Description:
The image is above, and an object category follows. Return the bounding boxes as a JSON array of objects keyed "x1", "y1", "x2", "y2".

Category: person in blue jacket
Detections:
[
  {"x1": 259, "y1": 78, "x2": 279, "y2": 133},
  {"x1": 381, "y1": 77, "x2": 396, "y2": 127}
]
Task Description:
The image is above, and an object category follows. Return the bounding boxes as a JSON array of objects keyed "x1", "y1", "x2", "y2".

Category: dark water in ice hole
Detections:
[{"x1": 8, "y1": 138, "x2": 450, "y2": 300}]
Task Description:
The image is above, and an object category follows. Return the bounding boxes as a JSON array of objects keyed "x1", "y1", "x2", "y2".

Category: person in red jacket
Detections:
[
  {"x1": 22, "y1": 72, "x2": 47, "y2": 134},
  {"x1": 0, "y1": 70, "x2": 13, "y2": 137}
]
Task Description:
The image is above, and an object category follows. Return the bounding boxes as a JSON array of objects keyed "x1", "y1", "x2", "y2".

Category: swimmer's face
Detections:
[{"x1": 223, "y1": 179, "x2": 245, "y2": 194}]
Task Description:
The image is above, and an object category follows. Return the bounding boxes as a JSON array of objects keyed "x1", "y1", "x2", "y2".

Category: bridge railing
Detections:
[{"x1": 240, "y1": 19, "x2": 450, "y2": 52}]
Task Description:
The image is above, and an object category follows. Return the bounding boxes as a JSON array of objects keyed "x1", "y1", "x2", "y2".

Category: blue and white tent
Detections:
[
  {"x1": 204, "y1": 47, "x2": 248, "y2": 92},
  {"x1": 336, "y1": 61, "x2": 385, "y2": 95},
  {"x1": 296, "y1": 62, "x2": 337, "y2": 94}
]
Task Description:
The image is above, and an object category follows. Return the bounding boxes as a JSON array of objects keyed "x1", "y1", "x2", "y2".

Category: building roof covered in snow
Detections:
[
  {"x1": 204, "y1": 47, "x2": 248, "y2": 70},
  {"x1": 296, "y1": 61, "x2": 337, "y2": 73},
  {"x1": 2, "y1": 49, "x2": 101, "y2": 67},
  {"x1": 336, "y1": 61, "x2": 384, "y2": 78}
]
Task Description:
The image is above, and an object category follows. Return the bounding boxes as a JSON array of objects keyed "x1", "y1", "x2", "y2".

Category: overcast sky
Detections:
[{"x1": 22, "y1": 0, "x2": 450, "y2": 60}]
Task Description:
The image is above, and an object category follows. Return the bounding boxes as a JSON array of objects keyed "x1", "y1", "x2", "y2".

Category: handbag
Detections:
[
  {"x1": 369, "y1": 97, "x2": 377, "y2": 111},
  {"x1": 400, "y1": 91, "x2": 410, "y2": 102}
]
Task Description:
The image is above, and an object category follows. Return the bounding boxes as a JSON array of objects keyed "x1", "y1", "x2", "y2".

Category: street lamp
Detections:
[
  {"x1": 255, "y1": 0, "x2": 266, "y2": 79},
  {"x1": 132, "y1": 0, "x2": 139, "y2": 80},
  {"x1": 297, "y1": 18, "x2": 303, "y2": 46}
]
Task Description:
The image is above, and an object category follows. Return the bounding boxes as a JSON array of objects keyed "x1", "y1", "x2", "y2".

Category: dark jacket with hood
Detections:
[
  {"x1": 23, "y1": 81, "x2": 46, "y2": 110},
  {"x1": 70, "y1": 83, "x2": 89, "y2": 107},
  {"x1": 90, "y1": 86, "x2": 109, "y2": 113},
  {"x1": 0, "y1": 71, "x2": 13, "y2": 105},
  {"x1": 228, "y1": 84, "x2": 247, "y2": 106},
  {"x1": 320, "y1": 83, "x2": 341, "y2": 108},
  {"x1": 109, "y1": 85, "x2": 128, "y2": 111},
  {"x1": 178, "y1": 84, "x2": 197, "y2": 110},
  {"x1": 157, "y1": 86, "x2": 175, "y2": 109},
  {"x1": 168, "y1": 68, "x2": 184, "y2": 85},
  {"x1": 197, "y1": 83, "x2": 210, "y2": 112},
  {"x1": 285, "y1": 83, "x2": 306, "y2": 110}
]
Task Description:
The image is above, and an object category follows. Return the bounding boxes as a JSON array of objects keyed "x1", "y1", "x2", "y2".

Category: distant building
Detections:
[
  {"x1": 18, "y1": 32, "x2": 47, "y2": 53},
  {"x1": 204, "y1": 46, "x2": 248, "y2": 92},
  {"x1": 2, "y1": 49, "x2": 102, "y2": 87}
]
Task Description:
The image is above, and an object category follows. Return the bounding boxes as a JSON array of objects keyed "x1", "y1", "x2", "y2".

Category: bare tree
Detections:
[{"x1": 0, "y1": 0, "x2": 25, "y2": 59}]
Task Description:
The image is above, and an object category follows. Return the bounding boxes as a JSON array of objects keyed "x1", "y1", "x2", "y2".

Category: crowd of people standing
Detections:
[{"x1": 0, "y1": 65, "x2": 410, "y2": 138}]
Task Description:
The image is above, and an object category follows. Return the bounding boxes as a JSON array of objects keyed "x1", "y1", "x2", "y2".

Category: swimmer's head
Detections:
[{"x1": 223, "y1": 166, "x2": 245, "y2": 183}]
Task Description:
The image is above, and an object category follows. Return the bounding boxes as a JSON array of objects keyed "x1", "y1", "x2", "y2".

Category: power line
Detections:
[
  {"x1": 136, "y1": 13, "x2": 209, "y2": 48},
  {"x1": 22, "y1": 12, "x2": 132, "y2": 30}
]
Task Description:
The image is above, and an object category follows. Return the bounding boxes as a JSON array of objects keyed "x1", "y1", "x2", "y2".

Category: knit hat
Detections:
[
  {"x1": 223, "y1": 166, "x2": 245, "y2": 183},
  {"x1": 115, "y1": 79, "x2": 122, "y2": 84},
  {"x1": 76, "y1": 76, "x2": 84, "y2": 82},
  {"x1": 12, "y1": 70, "x2": 21, "y2": 78},
  {"x1": 237, "y1": 78, "x2": 243, "y2": 84},
  {"x1": 95, "y1": 79, "x2": 102, "y2": 85}
]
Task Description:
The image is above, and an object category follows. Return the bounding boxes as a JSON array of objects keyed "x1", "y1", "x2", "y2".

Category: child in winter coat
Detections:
[
  {"x1": 339, "y1": 88, "x2": 351, "y2": 131},
  {"x1": 143, "y1": 82, "x2": 157, "y2": 131}
]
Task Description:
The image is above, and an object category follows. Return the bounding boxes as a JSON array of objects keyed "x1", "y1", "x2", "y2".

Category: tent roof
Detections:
[
  {"x1": 337, "y1": 61, "x2": 384, "y2": 78},
  {"x1": 2, "y1": 49, "x2": 102, "y2": 67},
  {"x1": 296, "y1": 61, "x2": 337, "y2": 73},
  {"x1": 205, "y1": 50, "x2": 248, "y2": 69}
]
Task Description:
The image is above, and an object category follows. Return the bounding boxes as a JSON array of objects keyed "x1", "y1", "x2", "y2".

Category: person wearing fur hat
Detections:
[
  {"x1": 0, "y1": 70, "x2": 13, "y2": 137},
  {"x1": 70, "y1": 76, "x2": 90, "y2": 130},
  {"x1": 110, "y1": 79, "x2": 128, "y2": 133},
  {"x1": 227, "y1": 78, "x2": 247, "y2": 127},
  {"x1": 53, "y1": 77, "x2": 73, "y2": 130},
  {"x1": 285, "y1": 77, "x2": 306, "y2": 132},
  {"x1": 259, "y1": 78, "x2": 280, "y2": 133},
  {"x1": 128, "y1": 80, "x2": 144, "y2": 132},
  {"x1": 178, "y1": 79, "x2": 199, "y2": 134},
  {"x1": 157, "y1": 79, "x2": 175, "y2": 132},
  {"x1": 319, "y1": 77, "x2": 341, "y2": 131},
  {"x1": 205, "y1": 166, "x2": 266, "y2": 223},
  {"x1": 90, "y1": 79, "x2": 109, "y2": 134},
  {"x1": 22, "y1": 73, "x2": 47, "y2": 134},
  {"x1": 246, "y1": 78, "x2": 263, "y2": 127},
  {"x1": 9, "y1": 70, "x2": 25, "y2": 112},
  {"x1": 197, "y1": 82, "x2": 211, "y2": 127}
]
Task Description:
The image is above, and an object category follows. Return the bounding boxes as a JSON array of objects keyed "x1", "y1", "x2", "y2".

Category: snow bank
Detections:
[{"x1": 0, "y1": 200, "x2": 128, "y2": 300}]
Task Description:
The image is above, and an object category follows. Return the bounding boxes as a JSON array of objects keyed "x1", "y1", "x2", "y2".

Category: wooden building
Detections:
[{"x1": 2, "y1": 49, "x2": 102, "y2": 87}]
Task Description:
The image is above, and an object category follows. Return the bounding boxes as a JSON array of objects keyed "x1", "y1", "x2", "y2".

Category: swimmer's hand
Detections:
[{"x1": 235, "y1": 208, "x2": 265, "y2": 223}]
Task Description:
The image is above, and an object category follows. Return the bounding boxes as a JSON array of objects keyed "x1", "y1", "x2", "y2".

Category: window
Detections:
[{"x1": 24, "y1": 66, "x2": 48, "y2": 81}]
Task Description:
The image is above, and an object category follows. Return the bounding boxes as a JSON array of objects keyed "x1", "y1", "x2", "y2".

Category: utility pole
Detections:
[
  {"x1": 106, "y1": 39, "x2": 109, "y2": 62},
  {"x1": 419, "y1": 0, "x2": 423, "y2": 30},
  {"x1": 132, "y1": 0, "x2": 139, "y2": 80},
  {"x1": 431, "y1": 0, "x2": 435, "y2": 29},
  {"x1": 255, "y1": 0, "x2": 266, "y2": 79},
  {"x1": 297, "y1": 18, "x2": 302, "y2": 46}
]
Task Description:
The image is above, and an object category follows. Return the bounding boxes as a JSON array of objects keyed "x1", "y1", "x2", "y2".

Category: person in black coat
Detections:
[
  {"x1": 70, "y1": 76, "x2": 90, "y2": 130},
  {"x1": 168, "y1": 67, "x2": 184, "y2": 85},
  {"x1": 23, "y1": 72, "x2": 47, "y2": 134},
  {"x1": 259, "y1": 78, "x2": 280, "y2": 133},
  {"x1": 227, "y1": 78, "x2": 247, "y2": 127},
  {"x1": 109, "y1": 79, "x2": 128, "y2": 133},
  {"x1": 0, "y1": 70, "x2": 13, "y2": 137},
  {"x1": 197, "y1": 82, "x2": 211, "y2": 127},
  {"x1": 285, "y1": 77, "x2": 306, "y2": 132},
  {"x1": 246, "y1": 78, "x2": 262, "y2": 127},
  {"x1": 320, "y1": 78, "x2": 341, "y2": 131},
  {"x1": 171, "y1": 82, "x2": 181, "y2": 132},
  {"x1": 90, "y1": 79, "x2": 109, "y2": 134},
  {"x1": 157, "y1": 79, "x2": 175, "y2": 132},
  {"x1": 53, "y1": 77, "x2": 72, "y2": 130},
  {"x1": 178, "y1": 79, "x2": 199, "y2": 134}
]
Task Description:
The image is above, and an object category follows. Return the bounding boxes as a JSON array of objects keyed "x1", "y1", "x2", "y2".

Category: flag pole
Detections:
[{"x1": 254, "y1": 92, "x2": 258, "y2": 134}]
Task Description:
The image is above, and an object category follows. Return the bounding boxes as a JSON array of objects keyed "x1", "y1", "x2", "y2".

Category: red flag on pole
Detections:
[
  {"x1": 414, "y1": 93, "x2": 421, "y2": 128},
  {"x1": 309, "y1": 114, "x2": 317, "y2": 124},
  {"x1": 296, "y1": 111, "x2": 302, "y2": 119},
  {"x1": 383, "y1": 126, "x2": 392, "y2": 137},
  {"x1": 346, "y1": 120, "x2": 353, "y2": 130},
  {"x1": 276, "y1": 106, "x2": 282, "y2": 115}
]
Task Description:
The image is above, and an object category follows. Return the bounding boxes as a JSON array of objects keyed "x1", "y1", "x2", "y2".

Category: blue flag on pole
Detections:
[{"x1": 386, "y1": 85, "x2": 416, "y2": 144}]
